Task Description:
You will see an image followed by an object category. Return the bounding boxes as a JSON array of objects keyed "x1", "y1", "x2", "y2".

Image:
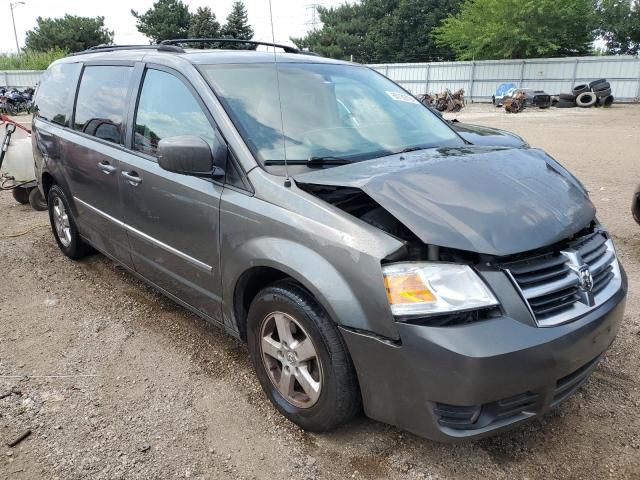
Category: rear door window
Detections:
[
  {"x1": 133, "y1": 69, "x2": 215, "y2": 156},
  {"x1": 73, "y1": 65, "x2": 134, "y2": 145},
  {"x1": 33, "y1": 62, "x2": 82, "y2": 126}
]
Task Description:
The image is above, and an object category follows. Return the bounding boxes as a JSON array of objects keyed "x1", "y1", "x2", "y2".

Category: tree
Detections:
[
  {"x1": 221, "y1": 1, "x2": 254, "y2": 40},
  {"x1": 132, "y1": 0, "x2": 191, "y2": 43},
  {"x1": 292, "y1": 0, "x2": 462, "y2": 63},
  {"x1": 597, "y1": 0, "x2": 640, "y2": 55},
  {"x1": 189, "y1": 7, "x2": 221, "y2": 38},
  {"x1": 433, "y1": 0, "x2": 598, "y2": 60},
  {"x1": 24, "y1": 15, "x2": 113, "y2": 52}
]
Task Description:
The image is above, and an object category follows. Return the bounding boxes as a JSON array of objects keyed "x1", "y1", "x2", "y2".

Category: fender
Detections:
[{"x1": 222, "y1": 236, "x2": 400, "y2": 341}]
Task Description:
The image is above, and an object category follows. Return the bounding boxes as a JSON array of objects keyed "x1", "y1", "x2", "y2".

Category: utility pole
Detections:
[{"x1": 10, "y1": 2, "x2": 25, "y2": 53}]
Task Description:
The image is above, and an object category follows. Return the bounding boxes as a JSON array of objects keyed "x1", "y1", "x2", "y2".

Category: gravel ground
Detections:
[{"x1": 1, "y1": 104, "x2": 639, "y2": 479}]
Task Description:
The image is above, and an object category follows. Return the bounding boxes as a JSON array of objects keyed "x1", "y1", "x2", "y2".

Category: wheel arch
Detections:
[{"x1": 227, "y1": 237, "x2": 380, "y2": 342}]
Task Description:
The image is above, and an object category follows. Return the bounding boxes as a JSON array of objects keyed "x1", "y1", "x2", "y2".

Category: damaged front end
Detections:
[{"x1": 295, "y1": 145, "x2": 604, "y2": 328}]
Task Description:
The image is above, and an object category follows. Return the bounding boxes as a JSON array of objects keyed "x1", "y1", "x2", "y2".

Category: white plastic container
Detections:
[{"x1": 1, "y1": 134, "x2": 35, "y2": 182}]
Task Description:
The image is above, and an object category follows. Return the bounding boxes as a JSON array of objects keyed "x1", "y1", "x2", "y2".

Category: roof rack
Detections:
[
  {"x1": 159, "y1": 38, "x2": 300, "y2": 54},
  {"x1": 69, "y1": 44, "x2": 185, "y2": 56}
]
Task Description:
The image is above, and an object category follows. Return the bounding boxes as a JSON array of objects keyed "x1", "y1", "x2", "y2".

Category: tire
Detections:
[
  {"x1": 572, "y1": 84, "x2": 590, "y2": 95},
  {"x1": 557, "y1": 100, "x2": 577, "y2": 108},
  {"x1": 559, "y1": 93, "x2": 576, "y2": 101},
  {"x1": 12, "y1": 187, "x2": 30, "y2": 204},
  {"x1": 589, "y1": 78, "x2": 607, "y2": 89},
  {"x1": 28, "y1": 187, "x2": 48, "y2": 211},
  {"x1": 591, "y1": 81, "x2": 610, "y2": 91},
  {"x1": 247, "y1": 280, "x2": 360, "y2": 432},
  {"x1": 594, "y1": 87, "x2": 611, "y2": 98},
  {"x1": 47, "y1": 184, "x2": 93, "y2": 259},
  {"x1": 597, "y1": 95, "x2": 614, "y2": 107},
  {"x1": 576, "y1": 92, "x2": 597, "y2": 107}
]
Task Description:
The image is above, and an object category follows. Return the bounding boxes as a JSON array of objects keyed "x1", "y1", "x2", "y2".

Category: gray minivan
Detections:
[{"x1": 33, "y1": 41, "x2": 627, "y2": 441}]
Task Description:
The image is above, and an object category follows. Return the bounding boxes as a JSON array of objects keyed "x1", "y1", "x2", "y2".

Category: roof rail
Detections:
[
  {"x1": 69, "y1": 44, "x2": 185, "y2": 56},
  {"x1": 159, "y1": 38, "x2": 300, "y2": 54}
]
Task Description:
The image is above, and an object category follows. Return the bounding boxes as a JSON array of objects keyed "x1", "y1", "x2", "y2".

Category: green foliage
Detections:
[
  {"x1": 0, "y1": 49, "x2": 67, "y2": 70},
  {"x1": 293, "y1": 0, "x2": 461, "y2": 62},
  {"x1": 433, "y1": 0, "x2": 598, "y2": 60},
  {"x1": 597, "y1": 0, "x2": 640, "y2": 55},
  {"x1": 132, "y1": 0, "x2": 191, "y2": 43},
  {"x1": 221, "y1": 1, "x2": 254, "y2": 40},
  {"x1": 24, "y1": 15, "x2": 113, "y2": 52},
  {"x1": 189, "y1": 7, "x2": 221, "y2": 38}
]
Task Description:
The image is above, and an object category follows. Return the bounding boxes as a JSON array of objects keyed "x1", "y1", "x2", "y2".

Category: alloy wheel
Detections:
[
  {"x1": 260, "y1": 311, "x2": 323, "y2": 408},
  {"x1": 52, "y1": 196, "x2": 72, "y2": 247}
]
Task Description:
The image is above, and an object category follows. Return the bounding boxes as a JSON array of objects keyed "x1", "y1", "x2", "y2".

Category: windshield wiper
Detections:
[
  {"x1": 395, "y1": 146, "x2": 432, "y2": 154},
  {"x1": 264, "y1": 156, "x2": 352, "y2": 167},
  {"x1": 307, "y1": 156, "x2": 351, "y2": 166}
]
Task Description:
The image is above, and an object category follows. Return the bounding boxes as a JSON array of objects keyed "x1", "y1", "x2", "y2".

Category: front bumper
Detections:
[{"x1": 341, "y1": 279, "x2": 627, "y2": 442}]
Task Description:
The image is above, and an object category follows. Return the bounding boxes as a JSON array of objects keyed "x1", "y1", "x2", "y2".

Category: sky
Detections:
[{"x1": 0, "y1": 0, "x2": 347, "y2": 53}]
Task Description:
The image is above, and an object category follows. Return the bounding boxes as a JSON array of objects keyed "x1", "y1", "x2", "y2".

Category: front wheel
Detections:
[{"x1": 247, "y1": 281, "x2": 361, "y2": 432}]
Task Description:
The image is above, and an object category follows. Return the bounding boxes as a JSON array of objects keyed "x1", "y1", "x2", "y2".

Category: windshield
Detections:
[{"x1": 201, "y1": 62, "x2": 463, "y2": 169}]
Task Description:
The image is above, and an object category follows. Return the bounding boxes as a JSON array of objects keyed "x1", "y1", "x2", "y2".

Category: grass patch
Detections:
[{"x1": 0, "y1": 49, "x2": 67, "y2": 70}]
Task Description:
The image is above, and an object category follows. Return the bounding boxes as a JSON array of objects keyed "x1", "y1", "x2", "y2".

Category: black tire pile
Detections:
[{"x1": 556, "y1": 79, "x2": 614, "y2": 109}]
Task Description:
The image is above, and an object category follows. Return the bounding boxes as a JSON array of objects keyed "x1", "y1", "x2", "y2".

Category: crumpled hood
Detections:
[
  {"x1": 450, "y1": 122, "x2": 528, "y2": 148},
  {"x1": 295, "y1": 146, "x2": 595, "y2": 256}
]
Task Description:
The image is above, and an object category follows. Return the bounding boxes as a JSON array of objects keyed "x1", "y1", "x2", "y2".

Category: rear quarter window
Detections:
[
  {"x1": 33, "y1": 62, "x2": 82, "y2": 127},
  {"x1": 73, "y1": 65, "x2": 133, "y2": 145}
]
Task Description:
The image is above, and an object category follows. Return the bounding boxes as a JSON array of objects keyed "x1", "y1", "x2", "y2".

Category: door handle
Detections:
[
  {"x1": 97, "y1": 161, "x2": 117, "y2": 175},
  {"x1": 122, "y1": 170, "x2": 142, "y2": 186}
]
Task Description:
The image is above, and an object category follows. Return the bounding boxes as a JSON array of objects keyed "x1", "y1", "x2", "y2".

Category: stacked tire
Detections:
[{"x1": 557, "y1": 79, "x2": 614, "y2": 109}]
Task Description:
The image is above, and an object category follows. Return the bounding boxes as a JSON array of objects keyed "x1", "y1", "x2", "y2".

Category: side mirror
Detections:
[{"x1": 157, "y1": 135, "x2": 225, "y2": 180}]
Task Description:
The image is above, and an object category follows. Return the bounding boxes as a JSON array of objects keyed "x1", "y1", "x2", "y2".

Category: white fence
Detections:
[
  {"x1": 3, "y1": 55, "x2": 640, "y2": 101},
  {"x1": 1, "y1": 70, "x2": 44, "y2": 89},
  {"x1": 368, "y1": 55, "x2": 640, "y2": 102}
]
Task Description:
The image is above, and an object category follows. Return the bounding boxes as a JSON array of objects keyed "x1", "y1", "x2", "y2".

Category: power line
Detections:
[{"x1": 305, "y1": 3, "x2": 322, "y2": 31}]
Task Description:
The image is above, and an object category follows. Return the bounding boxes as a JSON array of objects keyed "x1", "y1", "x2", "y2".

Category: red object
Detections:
[{"x1": 0, "y1": 114, "x2": 31, "y2": 134}]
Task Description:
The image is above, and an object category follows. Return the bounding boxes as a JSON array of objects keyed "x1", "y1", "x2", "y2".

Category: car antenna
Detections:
[{"x1": 268, "y1": 0, "x2": 291, "y2": 187}]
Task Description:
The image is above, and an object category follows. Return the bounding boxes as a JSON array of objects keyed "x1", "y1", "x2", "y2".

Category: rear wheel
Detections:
[
  {"x1": 47, "y1": 185, "x2": 93, "y2": 259},
  {"x1": 247, "y1": 281, "x2": 360, "y2": 432},
  {"x1": 28, "y1": 188, "x2": 48, "y2": 211},
  {"x1": 11, "y1": 187, "x2": 30, "y2": 204}
]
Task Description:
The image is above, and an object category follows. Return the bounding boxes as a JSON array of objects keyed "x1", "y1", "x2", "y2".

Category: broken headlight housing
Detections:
[{"x1": 382, "y1": 262, "x2": 499, "y2": 317}]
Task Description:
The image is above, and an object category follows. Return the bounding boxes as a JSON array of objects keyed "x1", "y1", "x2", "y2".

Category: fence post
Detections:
[
  {"x1": 3, "y1": 71, "x2": 8, "y2": 88},
  {"x1": 424, "y1": 63, "x2": 430, "y2": 94},
  {"x1": 571, "y1": 58, "x2": 579, "y2": 88},
  {"x1": 468, "y1": 61, "x2": 476, "y2": 103},
  {"x1": 635, "y1": 57, "x2": 640, "y2": 100},
  {"x1": 519, "y1": 60, "x2": 525, "y2": 86}
]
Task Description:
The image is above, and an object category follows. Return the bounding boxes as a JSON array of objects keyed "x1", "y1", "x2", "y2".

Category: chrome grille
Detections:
[{"x1": 501, "y1": 231, "x2": 621, "y2": 327}]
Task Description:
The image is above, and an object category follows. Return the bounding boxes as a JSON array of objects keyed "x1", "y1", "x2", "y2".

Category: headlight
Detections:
[{"x1": 382, "y1": 262, "x2": 499, "y2": 317}]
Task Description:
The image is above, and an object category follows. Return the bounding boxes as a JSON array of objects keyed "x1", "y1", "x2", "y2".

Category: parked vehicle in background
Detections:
[
  {"x1": 500, "y1": 88, "x2": 552, "y2": 111},
  {"x1": 33, "y1": 40, "x2": 627, "y2": 442},
  {"x1": 492, "y1": 82, "x2": 517, "y2": 106}
]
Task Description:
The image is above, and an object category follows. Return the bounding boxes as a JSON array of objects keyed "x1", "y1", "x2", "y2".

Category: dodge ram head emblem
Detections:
[{"x1": 578, "y1": 265, "x2": 594, "y2": 292}]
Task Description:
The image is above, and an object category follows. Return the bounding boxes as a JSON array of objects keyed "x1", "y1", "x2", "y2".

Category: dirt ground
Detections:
[{"x1": 1, "y1": 104, "x2": 639, "y2": 480}]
